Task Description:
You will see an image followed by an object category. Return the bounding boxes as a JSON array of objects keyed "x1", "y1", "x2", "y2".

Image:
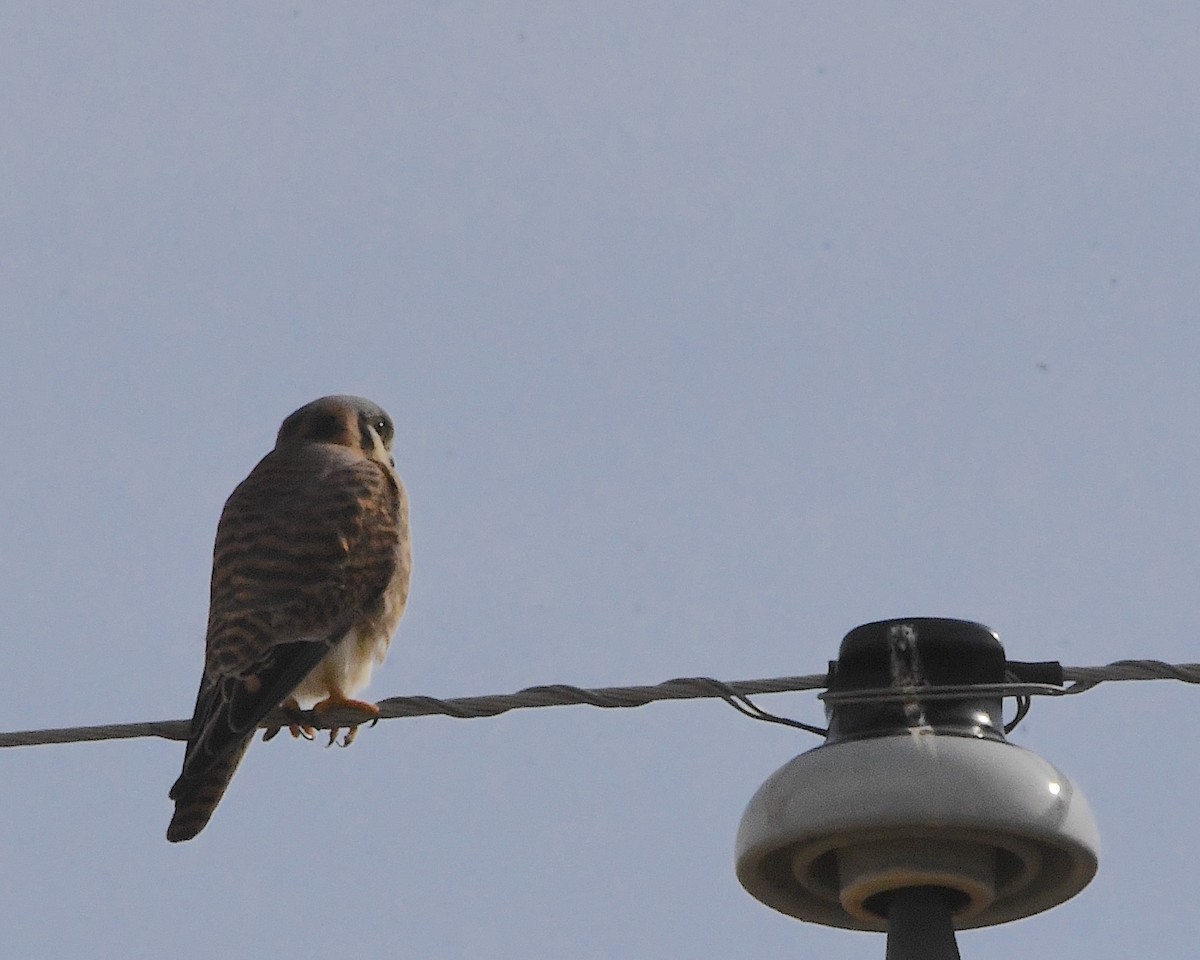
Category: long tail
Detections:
[{"x1": 166, "y1": 735, "x2": 253, "y2": 843}]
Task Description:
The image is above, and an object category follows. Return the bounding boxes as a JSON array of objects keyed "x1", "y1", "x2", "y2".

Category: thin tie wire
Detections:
[{"x1": 1, "y1": 658, "x2": 1199, "y2": 749}]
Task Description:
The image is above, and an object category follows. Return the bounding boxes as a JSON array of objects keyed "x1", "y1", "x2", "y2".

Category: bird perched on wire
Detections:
[{"x1": 167, "y1": 395, "x2": 412, "y2": 843}]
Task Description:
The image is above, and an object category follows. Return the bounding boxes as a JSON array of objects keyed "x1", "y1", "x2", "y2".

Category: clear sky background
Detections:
[{"x1": 2, "y1": 2, "x2": 1198, "y2": 957}]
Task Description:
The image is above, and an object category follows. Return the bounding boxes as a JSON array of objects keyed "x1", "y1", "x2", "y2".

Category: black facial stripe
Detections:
[{"x1": 358, "y1": 414, "x2": 376, "y2": 455}]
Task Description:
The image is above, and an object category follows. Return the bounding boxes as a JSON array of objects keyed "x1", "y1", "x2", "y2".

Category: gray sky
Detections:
[{"x1": 3, "y1": 2, "x2": 1199, "y2": 957}]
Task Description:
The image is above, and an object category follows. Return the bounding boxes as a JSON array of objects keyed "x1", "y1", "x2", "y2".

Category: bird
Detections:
[{"x1": 166, "y1": 395, "x2": 412, "y2": 843}]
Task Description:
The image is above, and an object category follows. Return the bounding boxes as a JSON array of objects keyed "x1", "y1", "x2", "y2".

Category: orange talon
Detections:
[
  {"x1": 312, "y1": 694, "x2": 381, "y2": 717},
  {"x1": 313, "y1": 693, "x2": 380, "y2": 748}
]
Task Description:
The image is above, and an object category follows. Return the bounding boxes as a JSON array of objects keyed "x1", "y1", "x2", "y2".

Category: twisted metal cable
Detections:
[
  {"x1": 1062, "y1": 660, "x2": 1200, "y2": 692},
  {"x1": 1, "y1": 659, "x2": 1198, "y2": 750},
  {"x1": 0, "y1": 673, "x2": 826, "y2": 748}
]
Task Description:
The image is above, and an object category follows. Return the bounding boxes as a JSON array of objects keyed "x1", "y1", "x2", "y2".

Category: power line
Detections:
[
  {"x1": 0, "y1": 673, "x2": 827, "y2": 748},
  {"x1": 1058, "y1": 659, "x2": 1200, "y2": 690},
  {"x1": 1, "y1": 659, "x2": 1198, "y2": 750}
]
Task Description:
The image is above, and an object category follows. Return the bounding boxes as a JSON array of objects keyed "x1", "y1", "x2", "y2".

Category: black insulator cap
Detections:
[{"x1": 825, "y1": 618, "x2": 1008, "y2": 743}]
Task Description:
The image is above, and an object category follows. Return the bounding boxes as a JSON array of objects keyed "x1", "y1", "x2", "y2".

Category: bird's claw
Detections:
[
  {"x1": 264, "y1": 700, "x2": 317, "y2": 742},
  {"x1": 325, "y1": 726, "x2": 361, "y2": 748},
  {"x1": 262, "y1": 722, "x2": 316, "y2": 742},
  {"x1": 312, "y1": 695, "x2": 378, "y2": 748}
]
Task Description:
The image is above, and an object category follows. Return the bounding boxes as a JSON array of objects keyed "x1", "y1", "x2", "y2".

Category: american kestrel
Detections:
[{"x1": 167, "y1": 395, "x2": 412, "y2": 843}]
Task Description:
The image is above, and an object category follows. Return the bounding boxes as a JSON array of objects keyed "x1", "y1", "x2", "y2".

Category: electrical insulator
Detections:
[{"x1": 735, "y1": 618, "x2": 1099, "y2": 956}]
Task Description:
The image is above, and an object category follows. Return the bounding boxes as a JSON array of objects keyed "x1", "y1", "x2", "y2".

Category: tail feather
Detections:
[{"x1": 167, "y1": 736, "x2": 253, "y2": 843}]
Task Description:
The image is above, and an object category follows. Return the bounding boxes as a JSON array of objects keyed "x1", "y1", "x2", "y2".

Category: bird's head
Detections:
[{"x1": 276, "y1": 395, "x2": 396, "y2": 466}]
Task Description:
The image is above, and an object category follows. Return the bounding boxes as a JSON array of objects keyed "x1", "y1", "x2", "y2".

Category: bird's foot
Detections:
[
  {"x1": 312, "y1": 695, "x2": 381, "y2": 748},
  {"x1": 262, "y1": 698, "x2": 316, "y2": 742}
]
